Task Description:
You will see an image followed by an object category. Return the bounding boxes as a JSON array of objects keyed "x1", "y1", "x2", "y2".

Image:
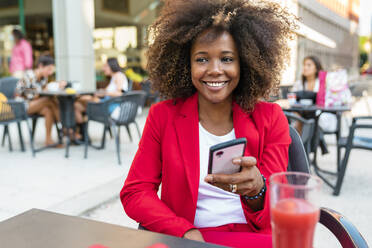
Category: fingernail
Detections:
[
  {"x1": 205, "y1": 175, "x2": 213, "y2": 182},
  {"x1": 232, "y1": 158, "x2": 241, "y2": 164}
]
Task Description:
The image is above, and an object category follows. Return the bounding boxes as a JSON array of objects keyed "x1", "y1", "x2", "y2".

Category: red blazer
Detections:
[{"x1": 120, "y1": 93, "x2": 290, "y2": 237}]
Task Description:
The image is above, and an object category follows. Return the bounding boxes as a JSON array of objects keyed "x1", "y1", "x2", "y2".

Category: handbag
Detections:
[{"x1": 324, "y1": 69, "x2": 352, "y2": 107}]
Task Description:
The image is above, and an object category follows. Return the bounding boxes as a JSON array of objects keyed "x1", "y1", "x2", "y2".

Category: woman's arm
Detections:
[{"x1": 120, "y1": 105, "x2": 196, "y2": 237}]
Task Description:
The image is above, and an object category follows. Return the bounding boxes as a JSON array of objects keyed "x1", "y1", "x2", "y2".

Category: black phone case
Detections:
[{"x1": 208, "y1": 137, "x2": 247, "y2": 174}]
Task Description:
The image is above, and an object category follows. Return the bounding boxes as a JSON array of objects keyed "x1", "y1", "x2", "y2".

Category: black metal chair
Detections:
[
  {"x1": 84, "y1": 91, "x2": 147, "y2": 164},
  {"x1": 109, "y1": 91, "x2": 147, "y2": 165},
  {"x1": 0, "y1": 99, "x2": 35, "y2": 156},
  {"x1": 284, "y1": 111, "x2": 315, "y2": 156},
  {"x1": 332, "y1": 116, "x2": 372, "y2": 196},
  {"x1": 0, "y1": 76, "x2": 26, "y2": 151},
  {"x1": 127, "y1": 79, "x2": 133, "y2": 92},
  {"x1": 141, "y1": 80, "x2": 160, "y2": 105},
  {"x1": 0, "y1": 77, "x2": 18, "y2": 98}
]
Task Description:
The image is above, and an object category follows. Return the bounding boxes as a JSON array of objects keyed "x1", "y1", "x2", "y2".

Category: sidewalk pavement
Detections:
[
  {"x1": 1, "y1": 103, "x2": 372, "y2": 247},
  {"x1": 0, "y1": 108, "x2": 148, "y2": 221}
]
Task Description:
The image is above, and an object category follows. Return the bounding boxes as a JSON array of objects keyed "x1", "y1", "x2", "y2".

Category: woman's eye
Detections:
[
  {"x1": 222, "y1": 57, "x2": 233, "y2": 62},
  {"x1": 196, "y1": 58, "x2": 208, "y2": 63}
]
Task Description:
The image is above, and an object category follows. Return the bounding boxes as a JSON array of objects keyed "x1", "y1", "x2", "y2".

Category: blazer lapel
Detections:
[
  {"x1": 232, "y1": 103, "x2": 260, "y2": 162},
  {"x1": 174, "y1": 94, "x2": 200, "y2": 209}
]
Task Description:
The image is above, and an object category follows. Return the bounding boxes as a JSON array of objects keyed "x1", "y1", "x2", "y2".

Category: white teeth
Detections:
[{"x1": 205, "y1": 81, "x2": 227, "y2": 87}]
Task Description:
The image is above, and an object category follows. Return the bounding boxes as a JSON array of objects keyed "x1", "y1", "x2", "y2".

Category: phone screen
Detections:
[{"x1": 208, "y1": 138, "x2": 247, "y2": 174}]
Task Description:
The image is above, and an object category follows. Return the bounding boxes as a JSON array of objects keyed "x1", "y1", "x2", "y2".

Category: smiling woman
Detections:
[{"x1": 120, "y1": 0, "x2": 296, "y2": 246}]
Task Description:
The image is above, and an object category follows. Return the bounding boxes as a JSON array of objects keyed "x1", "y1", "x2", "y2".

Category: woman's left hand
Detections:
[{"x1": 204, "y1": 156, "x2": 264, "y2": 196}]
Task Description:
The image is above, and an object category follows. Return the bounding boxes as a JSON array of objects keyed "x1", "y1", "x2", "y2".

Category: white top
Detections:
[
  {"x1": 106, "y1": 71, "x2": 129, "y2": 93},
  {"x1": 292, "y1": 78, "x2": 319, "y2": 92},
  {"x1": 194, "y1": 123, "x2": 247, "y2": 228}
]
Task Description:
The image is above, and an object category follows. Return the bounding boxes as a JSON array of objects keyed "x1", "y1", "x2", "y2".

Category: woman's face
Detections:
[
  {"x1": 103, "y1": 63, "x2": 112, "y2": 76},
  {"x1": 303, "y1": 59, "x2": 317, "y2": 78},
  {"x1": 190, "y1": 30, "x2": 240, "y2": 105},
  {"x1": 40, "y1": 64, "x2": 55, "y2": 78}
]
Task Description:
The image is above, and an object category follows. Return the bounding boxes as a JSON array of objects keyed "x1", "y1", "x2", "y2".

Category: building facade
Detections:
[
  {"x1": 0, "y1": 0, "x2": 360, "y2": 87},
  {"x1": 295, "y1": 0, "x2": 360, "y2": 80}
]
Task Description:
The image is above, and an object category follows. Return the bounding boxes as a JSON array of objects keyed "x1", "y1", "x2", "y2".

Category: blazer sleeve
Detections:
[
  {"x1": 242, "y1": 103, "x2": 291, "y2": 233},
  {"x1": 120, "y1": 105, "x2": 195, "y2": 237}
]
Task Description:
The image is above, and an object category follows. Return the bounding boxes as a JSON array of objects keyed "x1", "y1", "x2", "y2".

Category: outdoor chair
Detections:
[
  {"x1": 141, "y1": 80, "x2": 160, "y2": 105},
  {"x1": 127, "y1": 79, "x2": 133, "y2": 92},
  {"x1": 284, "y1": 111, "x2": 315, "y2": 156},
  {"x1": 0, "y1": 99, "x2": 35, "y2": 156},
  {"x1": 333, "y1": 116, "x2": 372, "y2": 196},
  {"x1": 84, "y1": 91, "x2": 147, "y2": 165},
  {"x1": 0, "y1": 77, "x2": 18, "y2": 99},
  {"x1": 0, "y1": 76, "x2": 26, "y2": 151}
]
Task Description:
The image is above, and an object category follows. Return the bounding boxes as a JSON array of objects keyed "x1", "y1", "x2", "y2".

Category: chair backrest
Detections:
[
  {"x1": 0, "y1": 77, "x2": 18, "y2": 99},
  {"x1": 127, "y1": 79, "x2": 133, "y2": 91},
  {"x1": 126, "y1": 90, "x2": 147, "y2": 108},
  {"x1": 112, "y1": 91, "x2": 147, "y2": 125},
  {"x1": 287, "y1": 126, "x2": 310, "y2": 173},
  {"x1": 284, "y1": 111, "x2": 315, "y2": 155}
]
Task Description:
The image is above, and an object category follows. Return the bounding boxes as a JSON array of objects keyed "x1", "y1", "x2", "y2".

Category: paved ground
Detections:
[
  {"x1": 1, "y1": 96, "x2": 372, "y2": 247},
  {"x1": 0, "y1": 109, "x2": 148, "y2": 221}
]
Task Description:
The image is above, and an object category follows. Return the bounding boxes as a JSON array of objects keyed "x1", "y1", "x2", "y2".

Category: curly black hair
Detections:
[{"x1": 147, "y1": 0, "x2": 297, "y2": 111}]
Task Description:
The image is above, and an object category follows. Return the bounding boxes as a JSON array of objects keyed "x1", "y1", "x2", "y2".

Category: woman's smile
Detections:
[{"x1": 202, "y1": 80, "x2": 230, "y2": 90}]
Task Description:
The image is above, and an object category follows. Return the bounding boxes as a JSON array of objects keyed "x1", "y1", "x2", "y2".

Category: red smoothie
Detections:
[{"x1": 271, "y1": 198, "x2": 320, "y2": 248}]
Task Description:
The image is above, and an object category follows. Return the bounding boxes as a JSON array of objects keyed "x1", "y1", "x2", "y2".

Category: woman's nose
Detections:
[{"x1": 207, "y1": 60, "x2": 223, "y2": 76}]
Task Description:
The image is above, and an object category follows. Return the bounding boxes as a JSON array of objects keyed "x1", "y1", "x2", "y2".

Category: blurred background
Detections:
[
  {"x1": 0, "y1": 0, "x2": 371, "y2": 88},
  {"x1": 1, "y1": 1, "x2": 372, "y2": 247}
]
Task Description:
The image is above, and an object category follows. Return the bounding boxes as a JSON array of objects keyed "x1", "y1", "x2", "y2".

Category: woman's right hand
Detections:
[{"x1": 183, "y1": 229, "x2": 205, "y2": 242}]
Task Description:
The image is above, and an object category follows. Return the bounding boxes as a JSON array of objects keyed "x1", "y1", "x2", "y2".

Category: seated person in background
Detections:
[
  {"x1": 293, "y1": 56, "x2": 323, "y2": 94},
  {"x1": 120, "y1": 0, "x2": 293, "y2": 246},
  {"x1": 75, "y1": 57, "x2": 129, "y2": 123},
  {"x1": 15, "y1": 55, "x2": 60, "y2": 146},
  {"x1": 96, "y1": 57, "x2": 129, "y2": 98},
  {"x1": 291, "y1": 56, "x2": 332, "y2": 154}
]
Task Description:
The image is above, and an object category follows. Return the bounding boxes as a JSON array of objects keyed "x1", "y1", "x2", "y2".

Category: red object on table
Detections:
[
  {"x1": 271, "y1": 198, "x2": 320, "y2": 248},
  {"x1": 146, "y1": 243, "x2": 169, "y2": 248},
  {"x1": 88, "y1": 245, "x2": 110, "y2": 248}
]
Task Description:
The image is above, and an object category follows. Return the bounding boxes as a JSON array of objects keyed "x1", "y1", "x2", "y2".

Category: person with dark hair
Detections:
[
  {"x1": 15, "y1": 55, "x2": 60, "y2": 146},
  {"x1": 293, "y1": 56, "x2": 323, "y2": 93},
  {"x1": 99, "y1": 57, "x2": 128, "y2": 96},
  {"x1": 291, "y1": 56, "x2": 333, "y2": 154},
  {"x1": 75, "y1": 57, "x2": 129, "y2": 121},
  {"x1": 120, "y1": 0, "x2": 295, "y2": 246},
  {"x1": 10, "y1": 29, "x2": 33, "y2": 78}
]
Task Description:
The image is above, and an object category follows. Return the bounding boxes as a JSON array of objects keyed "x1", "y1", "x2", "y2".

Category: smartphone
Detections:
[{"x1": 208, "y1": 138, "x2": 247, "y2": 174}]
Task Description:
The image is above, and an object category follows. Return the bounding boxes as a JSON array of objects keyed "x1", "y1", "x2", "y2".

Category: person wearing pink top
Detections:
[{"x1": 10, "y1": 29, "x2": 33, "y2": 78}]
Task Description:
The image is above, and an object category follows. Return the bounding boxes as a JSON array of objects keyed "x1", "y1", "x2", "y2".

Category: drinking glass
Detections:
[{"x1": 270, "y1": 172, "x2": 322, "y2": 248}]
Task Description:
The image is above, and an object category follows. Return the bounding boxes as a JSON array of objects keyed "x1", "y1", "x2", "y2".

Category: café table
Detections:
[
  {"x1": 282, "y1": 102, "x2": 351, "y2": 191},
  {"x1": 38, "y1": 90, "x2": 95, "y2": 158},
  {"x1": 0, "y1": 209, "x2": 225, "y2": 248}
]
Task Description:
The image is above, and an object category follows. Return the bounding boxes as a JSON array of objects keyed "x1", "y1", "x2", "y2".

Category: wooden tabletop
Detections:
[{"x1": 0, "y1": 209, "x2": 225, "y2": 248}]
